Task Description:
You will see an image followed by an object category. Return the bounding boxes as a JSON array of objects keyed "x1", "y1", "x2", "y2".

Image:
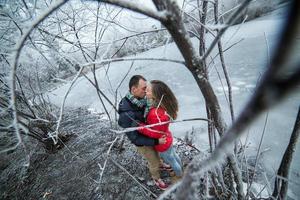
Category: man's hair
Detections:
[{"x1": 129, "y1": 75, "x2": 146, "y2": 90}]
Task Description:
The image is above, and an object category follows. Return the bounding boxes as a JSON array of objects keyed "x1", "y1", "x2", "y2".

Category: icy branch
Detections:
[
  {"x1": 111, "y1": 117, "x2": 211, "y2": 134},
  {"x1": 5, "y1": 0, "x2": 68, "y2": 154},
  {"x1": 97, "y1": 137, "x2": 119, "y2": 184},
  {"x1": 182, "y1": 10, "x2": 216, "y2": 37},
  {"x1": 81, "y1": 57, "x2": 185, "y2": 67},
  {"x1": 201, "y1": 0, "x2": 252, "y2": 61},
  {"x1": 110, "y1": 158, "x2": 158, "y2": 198},
  {"x1": 101, "y1": 28, "x2": 167, "y2": 44},
  {"x1": 51, "y1": 66, "x2": 85, "y2": 144},
  {"x1": 94, "y1": 0, "x2": 168, "y2": 21}
]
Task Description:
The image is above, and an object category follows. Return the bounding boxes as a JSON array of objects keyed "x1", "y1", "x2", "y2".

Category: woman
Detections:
[{"x1": 137, "y1": 80, "x2": 183, "y2": 183}]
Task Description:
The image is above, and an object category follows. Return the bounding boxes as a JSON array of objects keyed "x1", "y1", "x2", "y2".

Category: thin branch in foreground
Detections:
[
  {"x1": 110, "y1": 117, "x2": 212, "y2": 134},
  {"x1": 96, "y1": 136, "x2": 119, "y2": 184},
  {"x1": 109, "y1": 158, "x2": 158, "y2": 198},
  {"x1": 207, "y1": 0, "x2": 300, "y2": 169},
  {"x1": 52, "y1": 66, "x2": 85, "y2": 144},
  {"x1": 161, "y1": 1, "x2": 300, "y2": 199},
  {"x1": 246, "y1": 112, "x2": 269, "y2": 198}
]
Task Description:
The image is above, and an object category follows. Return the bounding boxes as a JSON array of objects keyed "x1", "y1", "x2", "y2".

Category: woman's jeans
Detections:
[{"x1": 159, "y1": 146, "x2": 183, "y2": 176}]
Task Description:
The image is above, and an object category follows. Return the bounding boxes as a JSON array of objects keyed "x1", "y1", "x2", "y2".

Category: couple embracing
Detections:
[{"x1": 118, "y1": 75, "x2": 183, "y2": 190}]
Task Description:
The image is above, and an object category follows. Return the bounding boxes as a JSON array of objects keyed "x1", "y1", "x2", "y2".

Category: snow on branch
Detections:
[
  {"x1": 81, "y1": 57, "x2": 185, "y2": 67},
  {"x1": 181, "y1": 10, "x2": 216, "y2": 37},
  {"x1": 94, "y1": 0, "x2": 167, "y2": 21},
  {"x1": 111, "y1": 117, "x2": 211, "y2": 134},
  {"x1": 50, "y1": 66, "x2": 85, "y2": 144},
  {"x1": 100, "y1": 28, "x2": 167, "y2": 44},
  {"x1": 110, "y1": 158, "x2": 158, "y2": 198},
  {"x1": 96, "y1": 136, "x2": 119, "y2": 184},
  {"x1": 5, "y1": 0, "x2": 68, "y2": 154},
  {"x1": 201, "y1": 0, "x2": 252, "y2": 61}
]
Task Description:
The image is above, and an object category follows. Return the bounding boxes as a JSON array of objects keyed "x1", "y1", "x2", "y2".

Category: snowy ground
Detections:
[{"x1": 48, "y1": 4, "x2": 300, "y2": 199}]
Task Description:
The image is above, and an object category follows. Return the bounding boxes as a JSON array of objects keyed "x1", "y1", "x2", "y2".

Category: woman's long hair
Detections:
[{"x1": 150, "y1": 80, "x2": 178, "y2": 120}]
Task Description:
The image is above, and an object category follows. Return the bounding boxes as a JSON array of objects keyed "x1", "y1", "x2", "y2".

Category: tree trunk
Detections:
[
  {"x1": 151, "y1": 0, "x2": 244, "y2": 199},
  {"x1": 152, "y1": 0, "x2": 226, "y2": 135},
  {"x1": 272, "y1": 106, "x2": 300, "y2": 199}
]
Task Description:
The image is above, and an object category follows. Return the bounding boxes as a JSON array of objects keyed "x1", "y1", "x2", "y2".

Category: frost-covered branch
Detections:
[
  {"x1": 246, "y1": 112, "x2": 269, "y2": 198},
  {"x1": 97, "y1": 137, "x2": 119, "y2": 184},
  {"x1": 110, "y1": 158, "x2": 158, "y2": 198},
  {"x1": 52, "y1": 66, "x2": 84, "y2": 144},
  {"x1": 94, "y1": 0, "x2": 167, "y2": 21},
  {"x1": 202, "y1": 0, "x2": 252, "y2": 61},
  {"x1": 111, "y1": 117, "x2": 211, "y2": 134},
  {"x1": 213, "y1": 0, "x2": 235, "y2": 122},
  {"x1": 207, "y1": 0, "x2": 300, "y2": 166},
  {"x1": 81, "y1": 57, "x2": 185, "y2": 67},
  {"x1": 174, "y1": 2, "x2": 300, "y2": 198},
  {"x1": 158, "y1": 1, "x2": 300, "y2": 199},
  {"x1": 182, "y1": 10, "x2": 216, "y2": 37},
  {"x1": 6, "y1": 0, "x2": 68, "y2": 153},
  {"x1": 102, "y1": 28, "x2": 167, "y2": 44}
]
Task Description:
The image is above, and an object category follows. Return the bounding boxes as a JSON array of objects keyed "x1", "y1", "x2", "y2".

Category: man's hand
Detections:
[{"x1": 158, "y1": 135, "x2": 167, "y2": 144}]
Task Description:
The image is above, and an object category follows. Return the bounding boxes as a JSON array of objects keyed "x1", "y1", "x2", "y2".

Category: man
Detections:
[{"x1": 118, "y1": 75, "x2": 168, "y2": 190}]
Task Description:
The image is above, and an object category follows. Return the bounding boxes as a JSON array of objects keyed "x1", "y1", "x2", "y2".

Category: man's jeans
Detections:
[
  {"x1": 137, "y1": 146, "x2": 161, "y2": 180},
  {"x1": 159, "y1": 146, "x2": 183, "y2": 176}
]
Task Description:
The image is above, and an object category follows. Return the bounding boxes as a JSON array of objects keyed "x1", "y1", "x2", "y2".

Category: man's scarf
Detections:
[{"x1": 126, "y1": 92, "x2": 152, "y2": 118}]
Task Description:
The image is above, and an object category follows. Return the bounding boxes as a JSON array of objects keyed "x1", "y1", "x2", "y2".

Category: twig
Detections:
[
  {"x1": 109, "y1": 158, "x2": 158, "y2": 198},
  {"x1": 53, "y1": 66, "x2": 84, "y2": 144},
  {"x1": 247, "y1": 112, "x2": 269, "y2": 198},
  {"x1": 81, "y1": 57, "x2": 185, "y2": 67},
  {"x1": 182, "y1": 10, "x2": 216, "y2": 37},
  {"x1": 214, "y1": 0, "x2": 235, "y2": 122},
  {"x1": 98, "y1": 137, "x2": 119, "y2": 184},
  {"x1": 201, "y1": 0, "x2": 252, "y2": 61}
]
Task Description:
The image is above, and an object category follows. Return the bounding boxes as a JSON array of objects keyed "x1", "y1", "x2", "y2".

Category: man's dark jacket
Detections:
[{"x1": 118, "y1": 97, "x2": 158, "y2": 146}]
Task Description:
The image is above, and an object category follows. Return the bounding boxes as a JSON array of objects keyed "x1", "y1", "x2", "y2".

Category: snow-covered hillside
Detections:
[{"x1": 49, "y1": 4, "x2": 300, "y2": 199}]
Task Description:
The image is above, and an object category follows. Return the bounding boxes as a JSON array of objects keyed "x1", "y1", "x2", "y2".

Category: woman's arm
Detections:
[
  {"x1": 137, "y1": 109, "x2": 169, "y2": 138},
  {"x1": 138, "y1": 123, "x2": 165, "y2": 138}
]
